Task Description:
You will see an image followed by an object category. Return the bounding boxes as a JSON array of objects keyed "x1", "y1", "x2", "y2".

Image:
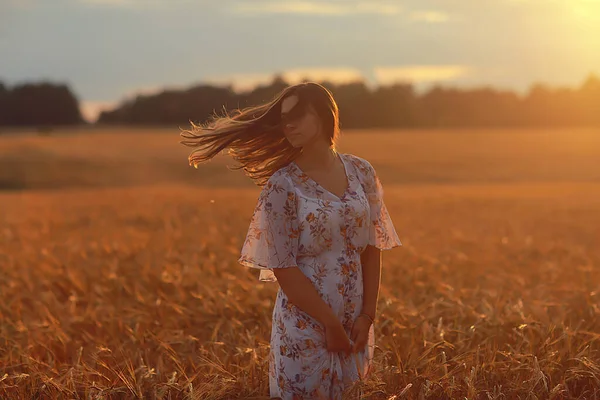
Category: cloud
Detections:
[
  {"x1": 80, "y1": 100, "x2": 118, "y2": 123},
  {"x1": 373, "y1": 65, "x2": 472, "y2": 85},
  {"x1": 231, "y1": 1, "x2": 401, "y2": 16},
  {"x1": 121, "y1": 85, "x2": 172, "y2": 99},
  {"x1": 409, "y1": 10, "x2": 450, "y2": 23},
  {"x1": 78, "y1": 0, "x2": 135, "y2": 6},
  {"x1": 76, "y1": 0, "x2": 174, "y2": 8},
  {"x1": 283, "y1": 67, "x2": 364, "y2": 84},
  {"x1": 204, "y1": 68, "x2": 365, "y2": 92},
  {"x1": 202, "y1": 73, "x2": 276, "y2": 92}
]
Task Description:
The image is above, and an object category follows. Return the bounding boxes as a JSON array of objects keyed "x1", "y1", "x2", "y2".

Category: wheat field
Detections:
[{"x1": 0, "y1": 127, "x2": 599, "y2": 399}]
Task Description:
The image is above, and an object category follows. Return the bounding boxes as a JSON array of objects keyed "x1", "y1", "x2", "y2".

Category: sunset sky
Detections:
[{"x1": 1, "y1": 0, "x2": 599, "y2": 122}]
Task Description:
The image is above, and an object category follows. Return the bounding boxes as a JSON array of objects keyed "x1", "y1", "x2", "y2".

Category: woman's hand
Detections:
[
  {"x1": 350, "y1": 314, "x2": 372, "y2": 353},
  {"x1": 324, "y1": 320, "x2": 352, "y2": 355}
]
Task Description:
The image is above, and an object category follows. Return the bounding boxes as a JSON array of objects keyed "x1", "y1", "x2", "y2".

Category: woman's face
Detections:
[{"x1": 280, "y1": 95, "x2": 323, "y2": 148}]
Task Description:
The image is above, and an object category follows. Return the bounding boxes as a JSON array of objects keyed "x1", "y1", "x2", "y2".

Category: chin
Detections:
[{"x1": 286, "y1": 137, "x2": 304, "y2": 147}]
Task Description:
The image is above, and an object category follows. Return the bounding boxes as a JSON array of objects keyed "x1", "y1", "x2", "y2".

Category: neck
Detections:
[{"x1": 295, "y1": 143, "x2": 337, "y2": 171}]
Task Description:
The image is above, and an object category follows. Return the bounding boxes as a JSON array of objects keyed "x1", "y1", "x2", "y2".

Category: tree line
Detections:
[
  {"x1": 0, "y1": 82, "x2": 83, "y2": 127},
  {"x1": 1, "y1": 73, "x2": 599, "y2": 129}
]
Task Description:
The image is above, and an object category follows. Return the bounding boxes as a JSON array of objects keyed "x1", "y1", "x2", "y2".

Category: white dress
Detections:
[{"x1": 238, "y1": 152, "x2": 402, "y2": 399}]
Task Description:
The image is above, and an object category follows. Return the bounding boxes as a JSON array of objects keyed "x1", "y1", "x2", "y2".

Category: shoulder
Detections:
[
  {"x1": 342, "y1": 153, "x2": 375, "y2": 177},
  {"x1": 343, "y1": 153, "x2": 379, "y2": 194},
  {"x1": 261, "y1": 166, "x2": 296, "y2": 194}
]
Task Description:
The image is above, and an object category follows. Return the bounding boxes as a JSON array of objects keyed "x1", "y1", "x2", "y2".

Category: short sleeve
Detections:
[
  {"x1": 358, "y1": 158, "x2": 402, "y2": 250},
  {"x1": 238, "y1": 171, "x2": 299, "y2": 282}
]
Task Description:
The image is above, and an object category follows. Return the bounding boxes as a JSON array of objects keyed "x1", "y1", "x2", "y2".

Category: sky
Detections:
[{"x1": 1, "y1": 0, "x2": 599, "y2": 123}]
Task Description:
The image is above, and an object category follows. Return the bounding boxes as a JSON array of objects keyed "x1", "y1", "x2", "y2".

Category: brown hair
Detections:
[{"x1": 179, "y1": 81, "x2": 341, "y2": 186}]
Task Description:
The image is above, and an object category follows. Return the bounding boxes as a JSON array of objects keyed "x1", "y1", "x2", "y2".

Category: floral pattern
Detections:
[{"x1": 239, "y1": 153, "x2": 402, "y2": 399}]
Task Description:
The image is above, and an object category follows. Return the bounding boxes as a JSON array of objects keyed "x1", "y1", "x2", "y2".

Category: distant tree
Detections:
[
  {"x1": 330, "y1": 80, "x2": 372, "y2": 129},
  {"x1": 0, "y1": 82, "x2": 83, "y2": 127},
  {"x1": 579, "y1": 73, "x2": 600, "y2": 126},
  {"x1": 92, "y1": 73, "x2": 600, "y2": 129},
  {"x1": 0, "y1": 81, "x2": 7, "y2": 126},
  {"x1": 370, "y1": 83, "x2": 418, "y2": 128}
]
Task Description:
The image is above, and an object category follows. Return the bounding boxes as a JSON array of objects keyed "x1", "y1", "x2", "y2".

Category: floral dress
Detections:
[{"x1": 238, "y1": 152, "x2": 402, "y2": 399}]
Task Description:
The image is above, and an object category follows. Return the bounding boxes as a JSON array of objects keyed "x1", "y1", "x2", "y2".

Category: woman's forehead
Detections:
[{"x1": 281, "y1": 95, "x2": 300, "y2": 114}]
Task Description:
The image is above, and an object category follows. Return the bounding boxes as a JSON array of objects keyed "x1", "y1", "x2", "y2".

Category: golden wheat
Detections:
[{"x1": 0, "y1": 127, "x2": 599, "y2": 399}]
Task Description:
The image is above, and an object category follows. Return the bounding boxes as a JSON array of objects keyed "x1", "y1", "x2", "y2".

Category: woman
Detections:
[{"x1": 180, "y1": 82, "x2": 402, "y2": 399}]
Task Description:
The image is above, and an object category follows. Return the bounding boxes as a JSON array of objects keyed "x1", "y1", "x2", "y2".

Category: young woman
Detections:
[{"x1": 180, "y1": 82, "x2": 402, "y2": 399}]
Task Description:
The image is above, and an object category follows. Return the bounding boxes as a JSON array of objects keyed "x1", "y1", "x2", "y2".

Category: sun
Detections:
[{"x1": 572, "y1": 0, "x2": 600, "y2": 19}]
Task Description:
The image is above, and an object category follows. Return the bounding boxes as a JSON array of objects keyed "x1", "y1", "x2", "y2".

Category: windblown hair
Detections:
[{"x1": 179, "y1": 81, "x2": 341, "y2": 186}]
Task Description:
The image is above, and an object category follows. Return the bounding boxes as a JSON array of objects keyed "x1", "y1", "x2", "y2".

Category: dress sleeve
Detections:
[
  {"x1": 238, "y1": 172, "x2": 299, "y2": 282},
  {"x1": 359, "y1": 158, "x2": 402, "y2": 250}
]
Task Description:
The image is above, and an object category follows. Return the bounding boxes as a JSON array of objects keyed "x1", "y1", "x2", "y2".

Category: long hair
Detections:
[{"x1": 179, "y1": 81, "x2": 341, "y2": 187}]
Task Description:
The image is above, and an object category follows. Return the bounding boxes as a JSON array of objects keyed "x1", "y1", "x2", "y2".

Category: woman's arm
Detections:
[
  {"x1": 273, "y1": 267, "x2": 339, "y2": 327},
  {"x1": 360, "y1": 244, "x2": 382, "y2": 320}
]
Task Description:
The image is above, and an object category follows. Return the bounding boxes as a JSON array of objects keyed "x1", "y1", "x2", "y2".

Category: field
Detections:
[{"x1": 0, "y1": 126, "x2": 599, "y2": 399}]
